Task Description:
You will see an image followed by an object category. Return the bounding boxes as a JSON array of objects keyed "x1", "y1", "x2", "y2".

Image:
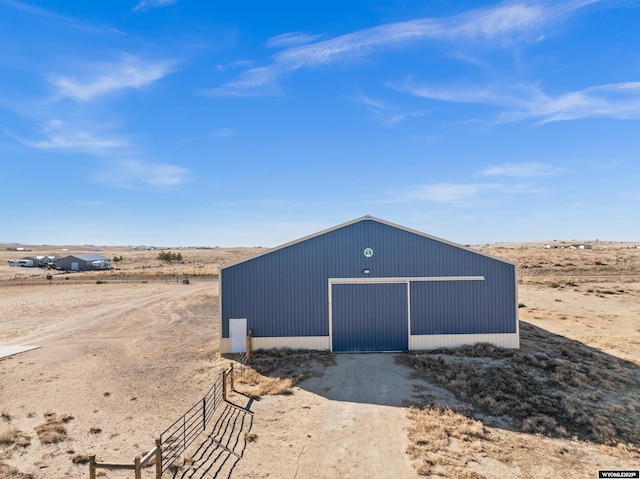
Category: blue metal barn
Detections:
[{"x1": 220, "y1": 216, "x2": 519, "y2": 353}]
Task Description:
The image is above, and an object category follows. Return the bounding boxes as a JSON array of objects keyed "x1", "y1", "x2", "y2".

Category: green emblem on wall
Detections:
[{"x1": 363, "y1": 247, "x2": 374, "y2": 258}]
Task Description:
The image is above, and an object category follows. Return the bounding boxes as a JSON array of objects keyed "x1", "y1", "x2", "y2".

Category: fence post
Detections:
[
  {"x1": 89, "y1": 455, "x2": 96, "y2": 479},
  {"x1": 202, "y1": 397, "x2": 207, "y2": 430},
  {"x1": 134, "y1": 456, "x2": 141, "y2": 479},
  {"x1": 246, "y1": 329, "x2": 252, "y2": 361},
  {"x1": 155, "y1": 438, "x2": 162, "y2": 479},
  {"x1": 223, "y1": 369, "x2": 227, "y2": 401},
  {"x1": 229, "y1": 362, "x2": 234, "y2": 391}
]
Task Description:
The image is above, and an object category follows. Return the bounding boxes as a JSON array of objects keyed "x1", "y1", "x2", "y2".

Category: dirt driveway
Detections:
[{"x1": 231, "y1": 353, "x2": 429, "y2": 479}]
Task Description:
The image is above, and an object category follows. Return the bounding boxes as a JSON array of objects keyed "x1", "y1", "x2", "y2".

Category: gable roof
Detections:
[
  {"x1": 221, "y1": 216, "x2": 516, "y2": 270},
  {"x1": 63, "y1": 254, "x2": 109, "y2": 262}
]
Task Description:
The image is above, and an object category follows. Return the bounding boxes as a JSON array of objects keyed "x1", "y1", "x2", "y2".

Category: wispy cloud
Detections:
[
  {"x1": 387, "y1": 110, "x2": 429, "y2": 125},
  {"x1": 208, "y1": 1, "x2": 599, "y2": 96},
  {"x1": 206, "y1": 66, "x2": 280, "y2": 96},
  {"x1": 15, "y1": 119, "x2": 127, "y2": 154},
  {"x1": 394, "y1": 179, "x2": 544, "y2": 204},
  {"x1": 50, "y1": 54, "x2": 175, "y2": 102},
  {"x1": 0, "y1": 0, "x2": 109, "y2": 32},
  {"x1": 96, "y1": 159, "x2": 188, "y2": 188},
  {"x1": 399, "y1": 80, "x2": 640, "y2": 124},
  {"x1": 215, "y1": 60, "x2": 253, "y2": 73},
  {"x1": 23, "y1": 132, "x2": 125, "y2": 151},
  {"x1": 354, "y1": 94, "x2": 388, "y2": 110},
  {"x1": 133, "y1": 0, "x2": 177, "y2": 12},
  {"x1": 480, "y1": 162, "x2": 564, "y2": 177},
  {"x1": 353, "y1": 94, "x2": 429, "y2": 125},
  {"x1": 14, "y1": 120, "x2": 188, "y2": 188},
  {"x1": 402, "y1": 182, "x2": 499, "y2": 203},
  {"x1": 267, "y1": 32, "x2": 323, "y2": 48}
]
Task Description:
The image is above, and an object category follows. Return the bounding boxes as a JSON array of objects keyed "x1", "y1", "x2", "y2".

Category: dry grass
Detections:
[
  {"x1": 235, "y1": 368, "x2": 295, "y2": 397},
  {"x1": 0, "y1": 429, "x2": 31, "y2": 448},
  {"x1": 406, "y1": 402, "x2": 492, "y2": 478},
  {"x1": 482, "y1": 244, "x2": 640, "y2": 279},
  {"x1": 0, "y1": 463, "x2": 35, "y2": 479},
  {"x1": 233, "y1": 349, "x2": 335, "y2": 398},
  {"x1": 71, "y1": 454, "x2": 90, "y2": 465},
  {"x1": 34, "y1": 413, "x2": 74, "y2": 445},
  {"x1": 401, "y1": 322, "x2": 640, "y2": 446}
]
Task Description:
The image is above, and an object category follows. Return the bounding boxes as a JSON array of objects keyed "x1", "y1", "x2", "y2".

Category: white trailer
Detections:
[{"x1": 7, "y1": 259, "x2": 34, "y2": 267}]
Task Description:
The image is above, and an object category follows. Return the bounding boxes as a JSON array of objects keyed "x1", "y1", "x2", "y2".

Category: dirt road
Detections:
[
  {"x1": 231, "y1": 354, "x2": 427, "y2": 479},
  {"x1": 1, "y1": 281, "x2": 214, "y2": 348},
  {"x1": 0, "y1": 280, "x2": 221, "y2": 479}
]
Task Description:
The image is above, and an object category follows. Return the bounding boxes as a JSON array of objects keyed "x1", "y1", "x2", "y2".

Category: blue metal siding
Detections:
[
  {"x1": 221, "y1": 218, "x2": 517, "y2": 344},
  {"x1": 332, "y1": 283, "x2": 408, "y2": 352},
  {"x1": 410, "y1": 279, "x2": 515, "y2": 334}
]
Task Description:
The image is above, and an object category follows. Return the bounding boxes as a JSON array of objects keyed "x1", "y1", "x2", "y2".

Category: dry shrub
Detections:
[
  {"x1": 0, "y1": 463, "x2": 35, "y2": 479},
  {"x1": 407, "y1": 405, "x2": 491, "y2": 478},
  {"x1": 521, "y1": 415, "x2": 558, "y2": 435},
  {"x1": 71, "y1": 455, "x2": 90, "y2": 465},
  {"x1": 0, "y1": 429, "x2": 31, "y2": 448},
  {"x1": 235, "y1": 368, "x2": 294, "y2": 396},
  {"x1": 403, "y1": 322, "x2": 640, "y2": 446},
  {"x1": 249, "y1": 348, "x2": 335, "y2": 374},
  {"x1": 35, "y1": 413, "x2": 73, "y2": 444},
  {"x1": 234, "y1": 348, "x2": 335, "y2": 398}
]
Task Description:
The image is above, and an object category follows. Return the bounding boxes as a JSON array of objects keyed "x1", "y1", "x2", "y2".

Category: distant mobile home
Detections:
[
  {"x1": 22, "y1": 255, "x2": 60, "y2": 267},
  {"x1": 7, "y1": 259, "x2": 34, "y2": 267},
  {"x1": 56, "y1": 254, "x2": 111, "y2": 271},
  {"x1": 220, "y1": 216, "x2": 519, "y2": 354},
  {"x1": 7, "y1": 256, "x2": 58, "y2": 267}
]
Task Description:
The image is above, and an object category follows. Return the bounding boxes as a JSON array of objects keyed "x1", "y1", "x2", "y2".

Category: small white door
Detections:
[
  {"x1": 71, "y1": 262, "x2": 79, "y2": 271},
  {"x1": 229, "y1": 318, "x2": 247, "y2": 353}
]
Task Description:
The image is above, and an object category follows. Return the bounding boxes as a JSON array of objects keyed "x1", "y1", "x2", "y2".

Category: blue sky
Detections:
[{"x1": 1, "y1": 0, "x2": 639, "y2": 246}]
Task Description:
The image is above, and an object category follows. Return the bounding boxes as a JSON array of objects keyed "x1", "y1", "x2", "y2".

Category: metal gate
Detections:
[{"x1": 330, "y1": 282, "x2": 408, "y2": 352}]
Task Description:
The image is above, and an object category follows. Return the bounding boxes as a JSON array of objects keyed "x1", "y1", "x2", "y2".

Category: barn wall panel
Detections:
[
  {"x1": 410, "y1": 279, "x2": 516, "y2": 335},
  {"x1": 221, "y1": 218, "x2": 518, "y2": 350}
]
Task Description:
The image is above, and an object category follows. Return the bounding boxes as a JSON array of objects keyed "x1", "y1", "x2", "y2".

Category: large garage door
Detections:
[{"x1": 331, "y1": 283, "x2": 408, "y2": 352}]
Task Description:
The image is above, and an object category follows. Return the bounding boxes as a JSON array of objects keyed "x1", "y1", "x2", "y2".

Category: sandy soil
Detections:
[
  {"x1": 0, "y1": 242, "x2": 639, "y2": 478},
  {"x1": 231, "y1": 354, "x2": 423, "y2": 479}
]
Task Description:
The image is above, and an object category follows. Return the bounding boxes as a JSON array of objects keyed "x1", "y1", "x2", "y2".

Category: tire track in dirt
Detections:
[
  {"x1": 232, "y1": 354, "x2": 424, "y2": 479},
  {"x1": 2, "y1": 281, "x2": 215, "y2": 347}
]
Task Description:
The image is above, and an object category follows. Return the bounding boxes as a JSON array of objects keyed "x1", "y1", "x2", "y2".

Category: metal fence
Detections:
[
  {"x1": 89, "y1": 364, "x2": 234, "y2": 478},
  {"x1": 159, "y1": 370, "x2": 226, "y2": 474}
]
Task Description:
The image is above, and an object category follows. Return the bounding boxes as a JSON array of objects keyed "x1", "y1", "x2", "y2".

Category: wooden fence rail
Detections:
[
  {"x1": 89, "y1": 364, "x2": 234, "y2": 478},
  {"x1": 89, "y1": 439, "x2": 161, "y2": 479}
]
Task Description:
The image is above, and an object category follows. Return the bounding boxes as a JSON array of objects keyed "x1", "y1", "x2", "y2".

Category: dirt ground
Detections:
[{"x1": 0, "y1": 242, "x2": 639, "y2": 478}]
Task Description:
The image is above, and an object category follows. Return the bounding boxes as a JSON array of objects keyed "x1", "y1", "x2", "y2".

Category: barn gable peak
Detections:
[{"x1": 221, "y1": 216, "x2": 514, "y2": 270}]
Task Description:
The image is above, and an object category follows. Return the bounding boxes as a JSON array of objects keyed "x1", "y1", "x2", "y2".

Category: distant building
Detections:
[
  {"x1": 7, "y1": 259, "x2": 34, "y2": 267},
  {"x1": 21, "y1": 256, "x2": 60, "y2": 267},
  {"x1": 56, "y1": 254, "x2": 111, "y2": 271}
]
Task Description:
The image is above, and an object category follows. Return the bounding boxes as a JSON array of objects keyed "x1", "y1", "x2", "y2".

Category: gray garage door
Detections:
[{"x1": 331, "y1": 283, "x2": 408, "y2": 352}]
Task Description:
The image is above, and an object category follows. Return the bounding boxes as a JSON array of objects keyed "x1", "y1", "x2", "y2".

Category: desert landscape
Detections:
[{"x1": 0, "y1": 241, "x2": 639, "y2": 478}]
